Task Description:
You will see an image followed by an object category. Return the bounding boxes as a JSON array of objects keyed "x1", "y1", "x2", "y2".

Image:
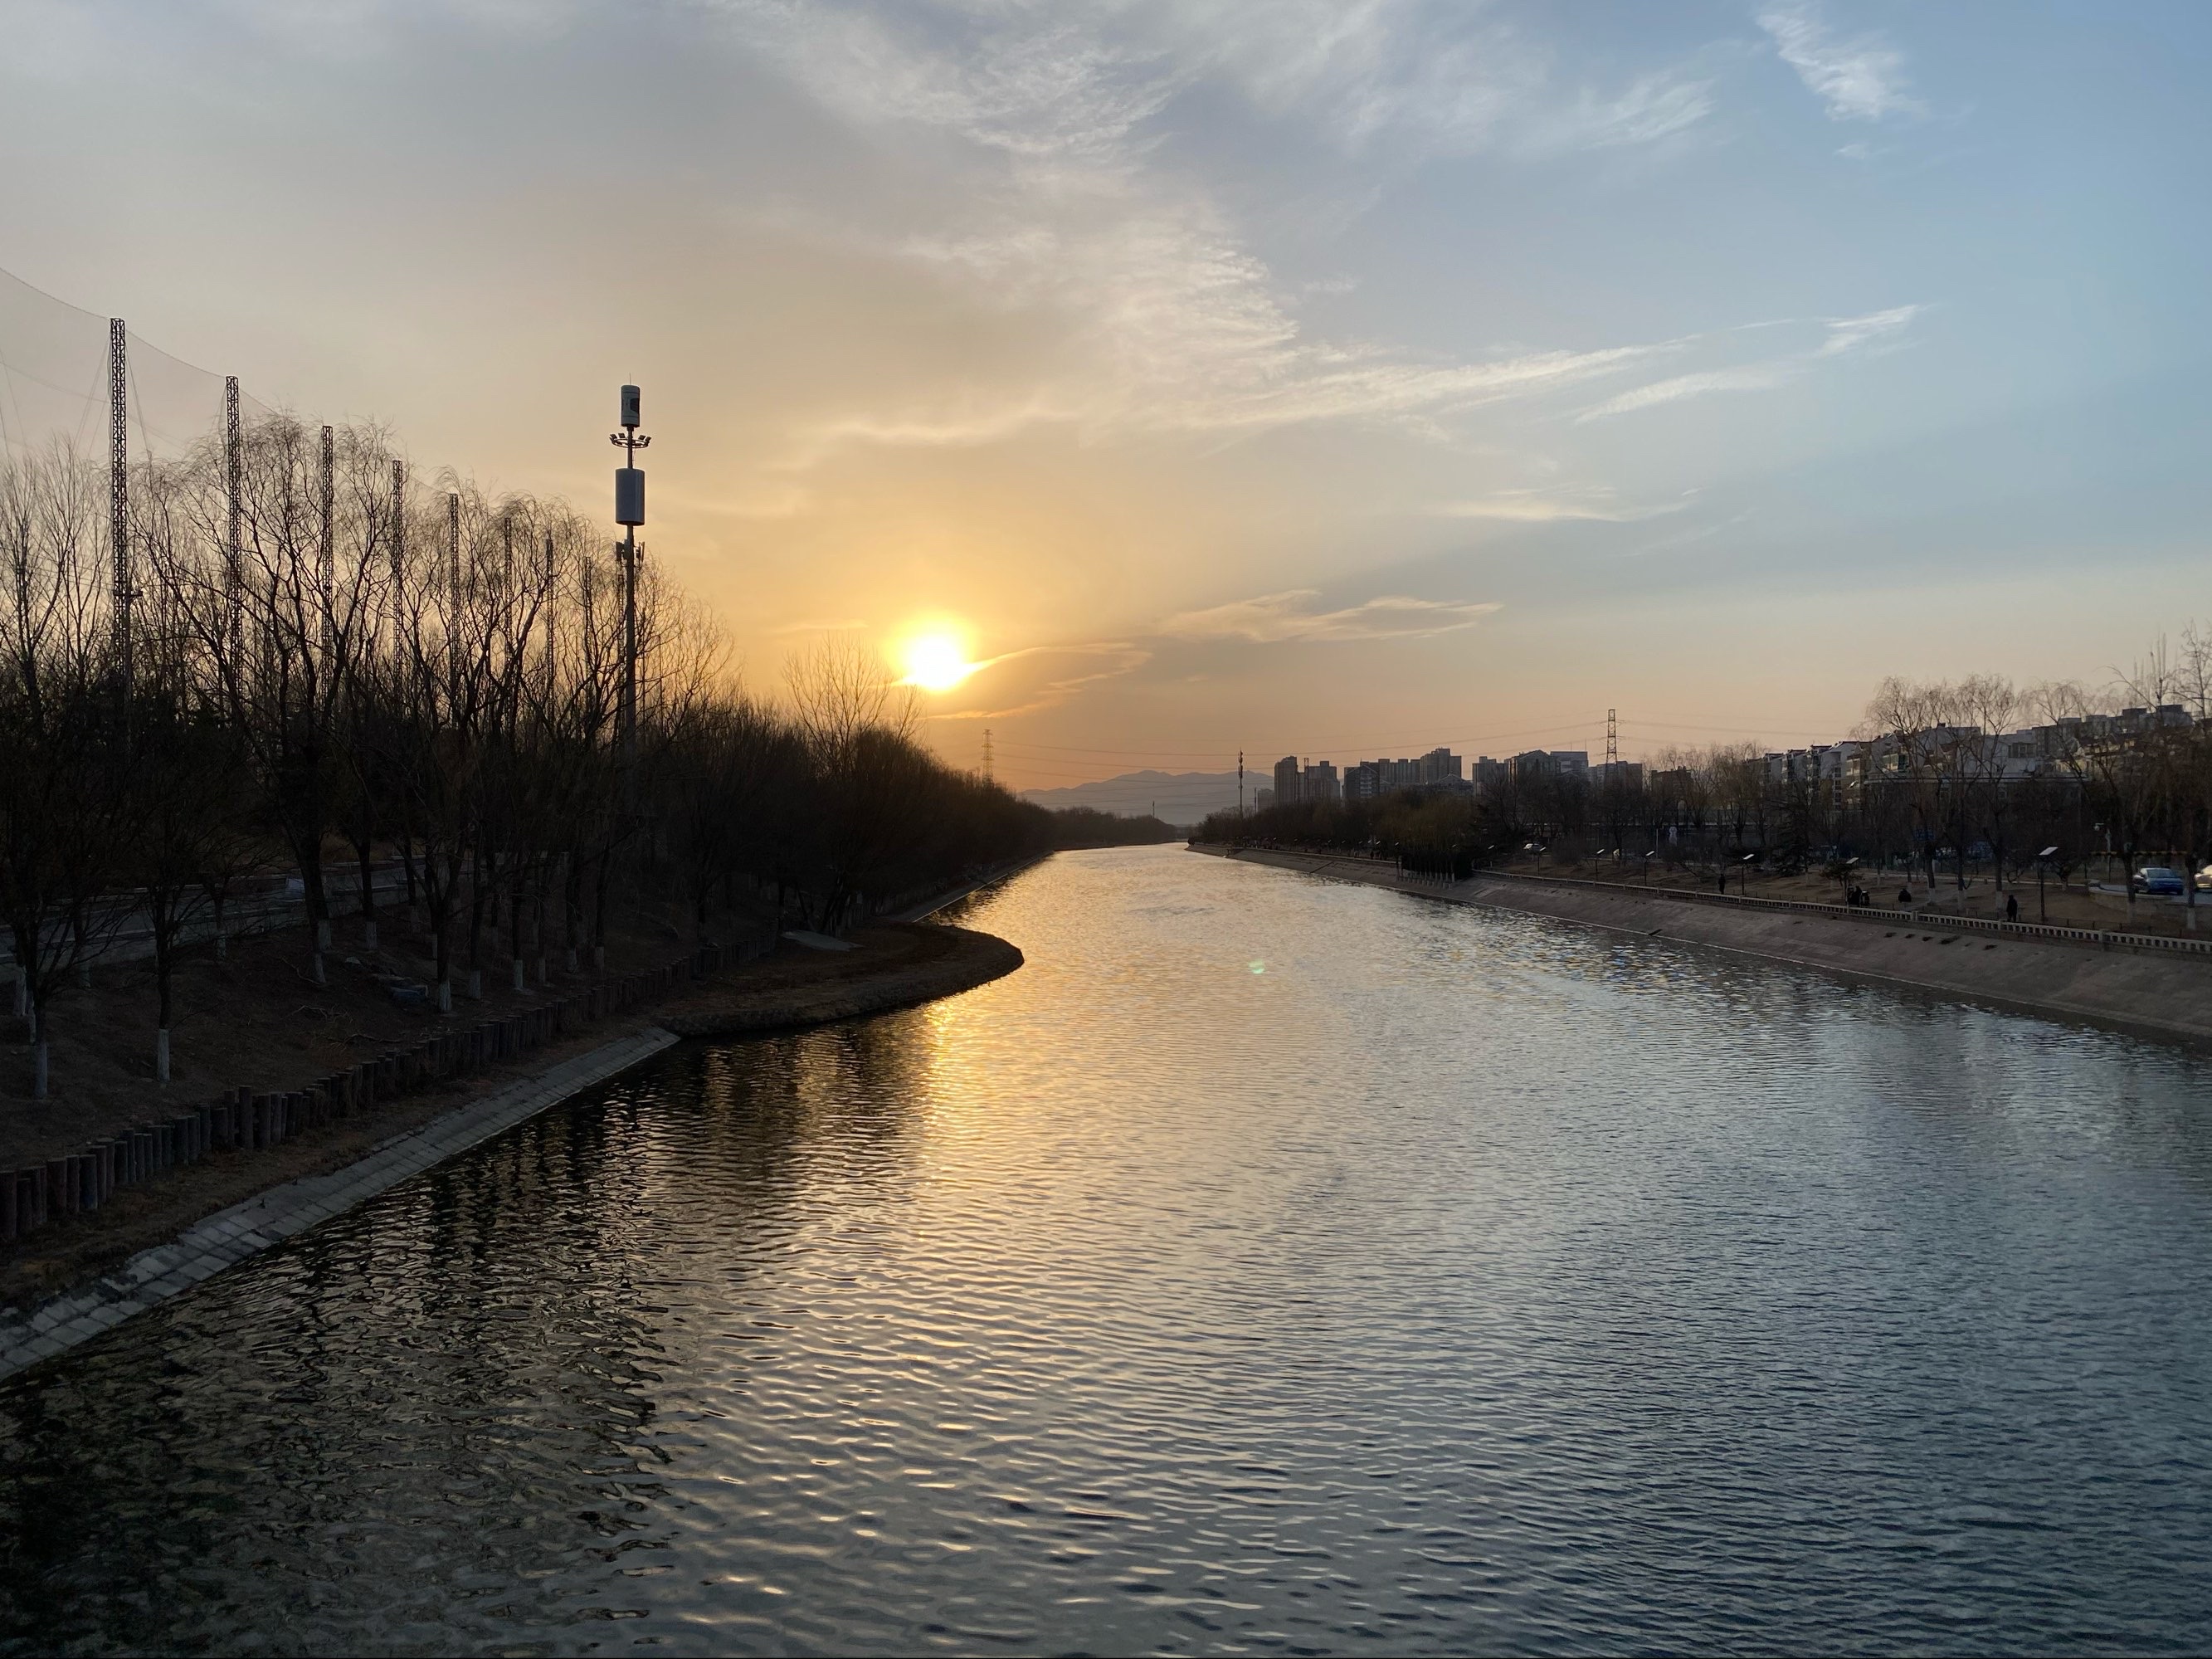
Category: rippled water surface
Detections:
[{"x1": 4, "y1": 847, "x2": 2212, "y2": 1655}]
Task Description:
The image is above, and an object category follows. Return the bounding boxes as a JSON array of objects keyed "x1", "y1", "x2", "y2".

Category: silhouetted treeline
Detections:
[
  {"x1": 0, "y1": 428, "x2": 1050, "y2": 1099},
  {"x1": 1048, "y1": 808, "x2": 1181, "y2": 849}
]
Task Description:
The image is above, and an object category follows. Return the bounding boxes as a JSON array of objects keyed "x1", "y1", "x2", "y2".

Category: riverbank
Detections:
[
  {"x1": 1199, "y1": 845, "x2": 2212, "y2": 1049},
  {"x1": 659, "y1": 923, "x2": 1023, "y2": 1038},
  {"x1": 0, "y1": 884, "x2": 1033, "y2": 1373}
]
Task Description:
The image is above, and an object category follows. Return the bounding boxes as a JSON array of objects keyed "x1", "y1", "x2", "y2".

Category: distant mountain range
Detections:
[{"x1": 1018, "y1": 769, "x2": 1248, "y2": 823}]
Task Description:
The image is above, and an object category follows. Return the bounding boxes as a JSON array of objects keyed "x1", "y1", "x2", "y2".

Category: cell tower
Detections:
[
  {"x1": 982, "y1": 727, "x2": 994, "y2": 782},
  {"x1": 108, "y1": 319, "x2": 130, "y2": 684},
  {"x1": 1605, "y1": 708, "x2": 1619, "y2": 769},
  {"x1": 1238, "y1": 749, "x2": 1245, "y2": 817},
  {"x1": 610, "y1": 384, "x2": 649, "y2": 787}
]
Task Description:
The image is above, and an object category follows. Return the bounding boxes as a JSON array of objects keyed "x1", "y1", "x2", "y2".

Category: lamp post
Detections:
[
  {"x1": 2038, "y1": 844, "x2": 2058, "y2": 925},
  {"x1": 1740, "y1": 851, "x2": 1757, "y2": 895},
  {"x1": 610, "y1": 384, "x2": 650, "y2": 795},
  {"x1": 1641, "y1": 850, "x2": 1655, "y2": 886}
]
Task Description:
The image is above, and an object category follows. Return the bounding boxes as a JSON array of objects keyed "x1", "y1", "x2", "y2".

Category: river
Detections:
[{"x1": 2, "y1": 846, "x2": 2209, "y2": 1655}]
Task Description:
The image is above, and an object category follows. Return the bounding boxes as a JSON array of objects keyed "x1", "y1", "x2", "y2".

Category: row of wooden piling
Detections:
[{"x1": 0, "y1": 944, "x2": 726, "y2": 1246}]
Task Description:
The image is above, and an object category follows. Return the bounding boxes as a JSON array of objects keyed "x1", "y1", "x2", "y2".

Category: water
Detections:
[{"x1": 2, "y1": 847, "x2": 2210, "y2": 1655}]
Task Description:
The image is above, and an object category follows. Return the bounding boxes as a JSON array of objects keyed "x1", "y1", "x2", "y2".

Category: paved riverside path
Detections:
[
  {"x1": 1202, "y1": 846, "x2": 2212, "y2": 1050},
  {"x1": 0, "y1": 1028, "x2": 678, "y2": 1383}
]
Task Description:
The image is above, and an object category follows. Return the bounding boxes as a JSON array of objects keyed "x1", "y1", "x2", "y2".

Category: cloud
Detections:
[
  {"x1": 1576, "y1": 364, "x2": 1792, "y2": 422},
  {"x1": 1757, "y1": 2, "x2": 1917, "y2": 122},
  {"x1": 1575, "y1": 305, "x2": 1920, "y2": 420},
  {"x1": 712, "y1": 1, "x2": 1713, "y2": 457},
  {"x1": 924, "y1": 640, "x2": 1153, "y2": 719},
  {"x1": 1424, "y1": 489, "x2": 1678, "y2": 523},
  {"x1": 1160, "y1": 588, "x2": 1498, "y2": 644},
  {"x1": 1816, "y1": 303, "x2": 1920, "y2": 357}
]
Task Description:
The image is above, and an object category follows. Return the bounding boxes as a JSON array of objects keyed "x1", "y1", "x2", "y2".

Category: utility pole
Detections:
[
  {"x1": 224, "y1": 375, "x2": 242, "y2": 658},
  {"x1": 447, "y1": 491, "x2": 462, "y2": 695},
  {"x1": 610, "y1": 384, "x2": 649, "y2": 791},
  {"x1": 1239, "y1": 750, "x2": 1245, "y2": 818},
  {"x1": 982, "y1": 727, "x2": 994, "y2": 782},
  {"x1": 108, "y1": 319, "x2": 131, "y2": 690},
  {"x1": 319, "y1": 424, "x2": 335, "y2": 664}
]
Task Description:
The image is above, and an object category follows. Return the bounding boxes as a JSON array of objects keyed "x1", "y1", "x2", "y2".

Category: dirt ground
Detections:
[
  {"x1": 0, "y1": 920, "x2": 937, "y2": 1313},
  {"x1": 1500, "y1": 853, "x2": 2212, "y2": 936}
]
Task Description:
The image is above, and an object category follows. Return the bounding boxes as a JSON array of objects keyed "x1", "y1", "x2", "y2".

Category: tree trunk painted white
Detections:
[
  {"x1": 214, "y1": 932, "x2": 228, "y2": 962},
  {"x1": 316, "y1": 920, "x2": 332, "y2": 949},
  {"x1": 76, "y1": 960, "x2": 90, "y2": 988},
  {"x1": 363, "y1": 920, "x2": 378, "y2": 949},
  {"x1": 157, "y1": 1027, "x2": 170, "y2": 1084},
  {"x1": 437, "y1": 978, "x2": 452, "y2": 1014},
  {"x1": 566, "y1": 947, "x2": 578, "y2": 973},
  {"x1": 311, "y1": 950, "x2": 326, "y2": 987},
  {"x1": 32, "y1": 1037, "x2": 48, "y2": 1100},
  {"x1": 466, "y1": 969, "x2": 482, "y2": 1000},
  {"x1": 511, "y1": 958, "x2": 524, "y2": 992},
  {"x1": 592, "y1": 944, "x2": 605, "y2": 971},
  {"x1": 10, "y1": 969, "x2": 22, "y2": 1017}
]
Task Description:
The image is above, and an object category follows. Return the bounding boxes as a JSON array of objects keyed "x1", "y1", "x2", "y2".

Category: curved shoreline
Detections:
[
  {"x1": 660, "y1": 925, "x2": 1023, "y2": 1038},
  {"x1": 0, "y1": 919, "x2": 1027, "y2": 1382},
  {"x1": 1200, "y1": 845, "x2": 2212, "y2": 1052}
]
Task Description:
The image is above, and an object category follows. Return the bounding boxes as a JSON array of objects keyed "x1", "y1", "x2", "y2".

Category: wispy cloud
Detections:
[
  {"x1": 1576, "y1": 305, "x2": 1920, "y2": 421},
  {"x1": 1576, "y1": 364, "x2": 1791, "y2": 422},
  {"x1": 1757, "y1": 2, "x2": 1917, "y2": 122},
  {"x1": 1816, "y1": 303, "x2": 1920, "y2": 356},
  {"x1": 1424, "y1": 488, "x2": 1679, "y2": 523},
  {"x1": 925, "y1": 640, "x2": 1153, "y2": 719},
  {"x1": 714, "y1": 1, "x2": 1719, "y2": 456},
  {"x1": 1161, "y1": 589, "x2": 1498, "y2": 644}
]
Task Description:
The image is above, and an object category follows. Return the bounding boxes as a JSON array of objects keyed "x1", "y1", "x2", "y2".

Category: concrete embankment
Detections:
[
  {"x1": 1201, "y1": 846, "x2": 2212, "y2": 1049},
  {"x1": 0, "y1": 905, "x2": 1029, "y2": 1378},
  {"x1": 660, "y1": 924, "x2": 1022, "y2": 1038}
]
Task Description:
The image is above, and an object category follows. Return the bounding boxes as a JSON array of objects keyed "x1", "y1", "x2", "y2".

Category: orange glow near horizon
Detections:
[{"x1": 899, "y1": 630, "x2": 979, "y2": 693}]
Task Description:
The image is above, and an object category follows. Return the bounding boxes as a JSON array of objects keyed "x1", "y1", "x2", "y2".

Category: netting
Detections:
[{"x1": 0, "y1": 263, "x2": 272, "y2": 465}]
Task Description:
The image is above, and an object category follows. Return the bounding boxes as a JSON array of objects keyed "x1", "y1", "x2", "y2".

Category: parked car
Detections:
[
  {"x1": 2136, "y1": 866, "x2": 2186, "y2": 895},
  {"x1": 2197, "y1": 865, "x2": 2212, "y2": 892}
]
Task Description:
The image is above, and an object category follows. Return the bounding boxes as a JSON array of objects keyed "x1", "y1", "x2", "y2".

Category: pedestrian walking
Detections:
[{"x1": 2005, "y1": 892, "x2": 2020, "y2": 923}]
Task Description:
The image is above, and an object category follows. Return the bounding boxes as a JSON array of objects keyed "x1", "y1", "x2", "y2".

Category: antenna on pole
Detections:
[
  {"x1": 1238, "y1": 750, "x2": 1245, "y2": 819},
  {"x1": 108, "y1": 319, "x2": 131, "y2": 688},
  {"x1": 982, "y1": 726, "x2": 994, "y2": 782},
  {"x1": 611, "y1": 384, "x2": 649, "y2": 792}
]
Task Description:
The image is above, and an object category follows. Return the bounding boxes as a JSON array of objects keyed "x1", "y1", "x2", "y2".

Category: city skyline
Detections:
[{"x1": 2, "y1": 1, "x2": 2205, "y2": 791}]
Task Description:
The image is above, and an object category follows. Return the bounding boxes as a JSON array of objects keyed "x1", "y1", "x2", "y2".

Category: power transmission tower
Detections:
[
  {"x1": 1238, "y1": 750, "x2": 1245, "y2": 818},
  {"x1": 1605, "y1": 708, "x2": 1619, "y2": 769},
  {"x1": 108, "y1": 319, "x2": 130, "y2": 687},
  {"x1": 982, "y1": 727, "x2": 994, "y2": 781},
  {"x1": 389, "y1": 460, "x2": 407, "y2": 593}
]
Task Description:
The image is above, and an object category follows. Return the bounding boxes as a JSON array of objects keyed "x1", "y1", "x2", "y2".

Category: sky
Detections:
[{"x1": 2, "y1": 0, "x2": 2207, "y2": 798}]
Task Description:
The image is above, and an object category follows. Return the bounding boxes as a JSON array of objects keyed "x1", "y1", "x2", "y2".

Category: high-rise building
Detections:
[
  {"x1": 1418, "y1": 747, "x2": 1464, "y2": 786},
  {"x1": 1549, "y1": 750, "x2": 1591, "y2": 783},
  {"x1": 1302, "y1": 759, "x2": 1341, "y2": 804},
  {"x1": 1344, "y1": 761, "x2": 1381, "y2": 803},
  {"x1": 1273, "y1": 755, "x2": 1302, "y2": 806}
]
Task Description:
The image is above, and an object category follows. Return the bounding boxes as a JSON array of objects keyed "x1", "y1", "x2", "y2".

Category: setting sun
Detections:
[{"x1": 899, "y1": 632, "x2": 977, "y2": 693}]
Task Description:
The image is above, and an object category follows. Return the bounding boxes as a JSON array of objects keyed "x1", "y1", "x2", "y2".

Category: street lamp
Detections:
[
  {"x1": 2038, "y1": 845, "x2": 2059, "y2": 925},
  {"x1": 1740, "y1": 851, "x2": 1757, "y2": 895},
  {"x1": 1640, "y1": 849, "x2": 1655, "y2": 886}
]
